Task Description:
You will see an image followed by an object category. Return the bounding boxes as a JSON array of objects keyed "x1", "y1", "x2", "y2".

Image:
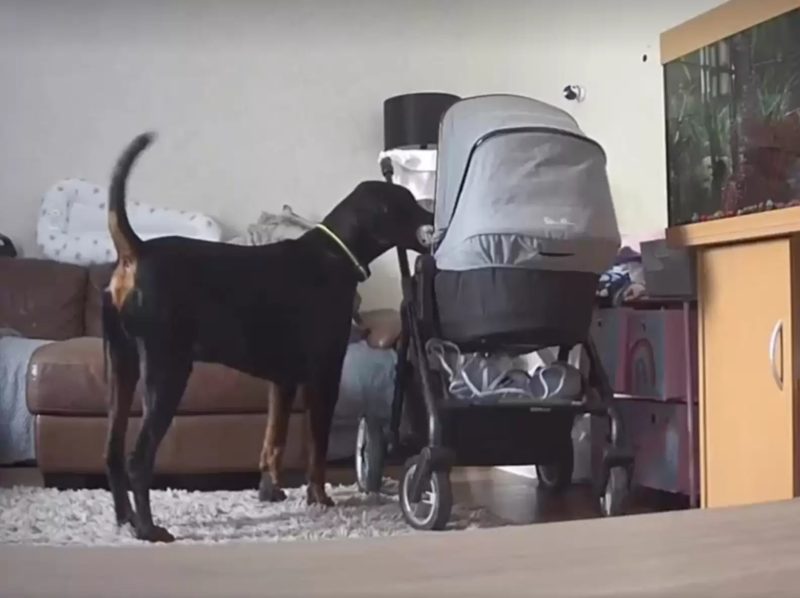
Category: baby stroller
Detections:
[{"x1": 356, "y1": 93, "x2": 633, "y2": 531}]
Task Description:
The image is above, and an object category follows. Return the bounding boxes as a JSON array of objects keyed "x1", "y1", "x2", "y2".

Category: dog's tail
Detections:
[{"x1": 108, "y1": 132, "x2": 155, "y2": 262}]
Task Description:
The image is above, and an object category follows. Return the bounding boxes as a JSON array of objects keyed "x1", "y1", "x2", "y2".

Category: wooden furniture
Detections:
[
  {"x1": 694, "y1": 235, "x2": 799, "y2": 508},
  {"x1": 660, "y1": 0, "x2": 800, "y2": 64},
  {"x1": 667, "y1": 218, "x2": 800, "y2": 509},
  {"x1": 663, "y1": 0, "x2": 800, "y2": 509},
  {"x1": 7, "y1": 497, "x2": 800, "y2": 597}
]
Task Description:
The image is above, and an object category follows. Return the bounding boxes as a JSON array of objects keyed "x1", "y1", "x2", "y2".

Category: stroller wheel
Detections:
[
  {"x1": 599, "y1": 466, "x2": 631, "y2": 517},
  {"x1": 399, "y1": 455, "x2": 452, "y2": 531},
  {"x1": 355, "y1": 416, "x2": 385, "y2": 494},
  {"x1": 535, "y1": 441, "x2": 574, "y2": 492}
]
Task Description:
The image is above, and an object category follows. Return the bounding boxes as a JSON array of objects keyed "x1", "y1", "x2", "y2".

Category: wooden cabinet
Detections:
[
  {"x1": 661, "y1": 0, "x2": 800, "y2": 509},
  {"x1": 697, "y1": 237, "x2": 799, "y2": 507}
]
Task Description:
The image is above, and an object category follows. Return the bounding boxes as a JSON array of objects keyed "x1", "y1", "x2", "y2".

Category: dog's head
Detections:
[{"x1": 323, "y1": 181, "x2": 434, "y2": 264}]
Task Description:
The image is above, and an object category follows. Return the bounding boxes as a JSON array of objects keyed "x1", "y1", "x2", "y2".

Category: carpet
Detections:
[{"x1": 0, "y1": 483, "x2": 503, "y2": 546}]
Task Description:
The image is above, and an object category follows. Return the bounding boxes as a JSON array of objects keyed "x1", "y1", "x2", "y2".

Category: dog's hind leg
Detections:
[
  {"x1": 258, "y1": 382, "x2": 295, "y2": 502},
  {"x1": 304, "y1": 372, "x2": 342, "y2": 507},
  {"x1": 102, "y1": 294, "x2": 140, "y2": 528},
  {"x1": 127, "y1": 337, "x2": 192, "y2": 543}
]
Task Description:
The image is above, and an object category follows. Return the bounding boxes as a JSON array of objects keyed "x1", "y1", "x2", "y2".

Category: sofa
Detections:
[{"x1": 0, "y1": 256, "x2": 400, "y2": 484}]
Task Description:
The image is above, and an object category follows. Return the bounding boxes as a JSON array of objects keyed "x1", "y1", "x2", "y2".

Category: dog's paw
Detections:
[
  {"x1": 136, "y1": 525, "x2": 175, "y2": 544},
  {"x1": 258, "y1": 476, "x2": 287, "y2": 502},
  {"x1": 306, "y1": 485, "x2": 334, "y2": 507},
  {"x1": 115, "y1": 506, "x2": 137, "y2": 529}
]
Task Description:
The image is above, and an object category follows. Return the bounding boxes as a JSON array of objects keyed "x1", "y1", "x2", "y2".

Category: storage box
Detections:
[
  {"x1": 589, "y1": 308, "x2": 630, "y2": 393},
  {"x1": 623, "y1": 308, "x2": 697, "y2": 402},
  {"x1": 617, "y1": 399, "x2": 698, "y2": 496},
  {"x1": 641, "y1": 238, "x2": 696, "y2": 298}
]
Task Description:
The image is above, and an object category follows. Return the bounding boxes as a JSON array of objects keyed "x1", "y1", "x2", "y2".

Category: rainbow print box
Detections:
[{"x1": 623, "y1": 308, "x2": 697, "y2": 402}]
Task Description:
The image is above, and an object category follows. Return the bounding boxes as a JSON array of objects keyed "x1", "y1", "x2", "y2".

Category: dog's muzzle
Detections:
[{"x1": 416, "y1": 225, "x2": 435, "y2": 248}]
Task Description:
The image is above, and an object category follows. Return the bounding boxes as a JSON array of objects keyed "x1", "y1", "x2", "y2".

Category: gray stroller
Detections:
[{"x1": 357, "y1": 93, "x2": 633, "y2": 530}]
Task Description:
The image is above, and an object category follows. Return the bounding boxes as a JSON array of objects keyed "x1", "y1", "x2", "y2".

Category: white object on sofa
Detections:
[
  {"x1": 227, "y1": 204, "x2": 317, "y2": 247},
  {"x1": 36, "y1": 178, "x2": 223, "y2": 265},
  {"x1": 378, "y1": 148, "x2": 437, "y2": 200}
]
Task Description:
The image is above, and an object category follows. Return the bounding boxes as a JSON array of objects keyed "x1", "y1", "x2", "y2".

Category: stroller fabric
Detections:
[{"x1": 433, "y1": 95, "x2": 620, "y2": 275}]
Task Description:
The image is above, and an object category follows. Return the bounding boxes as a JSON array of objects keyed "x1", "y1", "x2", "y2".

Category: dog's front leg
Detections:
[{"x1": 258, "y1": 383, "x2": 294, "y2": 502}]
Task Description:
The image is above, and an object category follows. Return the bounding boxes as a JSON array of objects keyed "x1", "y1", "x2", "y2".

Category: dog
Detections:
[{"x1": 103, "y1": 132, "x2": 433, "y2": 542}]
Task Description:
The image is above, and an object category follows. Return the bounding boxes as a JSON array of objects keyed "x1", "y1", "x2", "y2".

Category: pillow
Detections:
[{"x1": 37, "y1": 178, "x2": 223, "y2": 266}]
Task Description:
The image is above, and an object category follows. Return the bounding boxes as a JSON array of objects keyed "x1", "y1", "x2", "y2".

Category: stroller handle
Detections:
[
  {"x1": 380, "y1": 156, "x2": 412, "y2": 278},
  {"x1": 380, "y1": 157, "x2": 394, "y2": 184}
]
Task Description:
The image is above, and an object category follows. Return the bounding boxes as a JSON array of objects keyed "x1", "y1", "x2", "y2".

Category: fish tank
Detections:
[{"x1": 664, "y1": 7, "x2": 800, "y2": 227}]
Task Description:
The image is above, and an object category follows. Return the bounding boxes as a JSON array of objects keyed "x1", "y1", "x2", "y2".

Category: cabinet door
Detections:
[{"x1": 699, "y1": 237, "x2": 796, "y2": 508}]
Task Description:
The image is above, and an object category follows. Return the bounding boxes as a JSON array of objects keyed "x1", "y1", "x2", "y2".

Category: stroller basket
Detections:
[{"x1": 428, "y1": 340, "x2": 584, "y2": 406}]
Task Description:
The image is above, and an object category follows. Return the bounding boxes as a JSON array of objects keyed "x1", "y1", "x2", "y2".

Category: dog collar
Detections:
[{"x1": 314, "y1": 224, "x2": 370, "y2": 282}]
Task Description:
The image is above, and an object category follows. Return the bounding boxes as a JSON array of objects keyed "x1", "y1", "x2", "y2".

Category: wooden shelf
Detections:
[
  {"x1": 622, "y1": 297, "x2": 697, "y2": 309},
  {"x1": 614, "y1": 393, "x2": 693, "y2": 405},
  {"x1": 660, "y1": 0, "x2": 800, "y2": 63},
  {"x1": 666, "y1": 205, "x2": 800, "y2": 249}
]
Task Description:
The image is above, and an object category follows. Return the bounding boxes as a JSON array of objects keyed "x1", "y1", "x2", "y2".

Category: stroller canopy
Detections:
[{"x1": 433, "y1": 95, "x2": 620, "y2": 275}]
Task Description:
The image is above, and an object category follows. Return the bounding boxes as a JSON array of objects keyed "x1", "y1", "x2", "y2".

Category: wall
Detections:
[{"x1": 0, "y1": 0, "x2": 723, "y2": 309}]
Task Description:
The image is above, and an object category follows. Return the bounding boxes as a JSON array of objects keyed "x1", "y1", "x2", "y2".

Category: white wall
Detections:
[{"x1": 0, "y1": 0, "x2": 722, "y2": 309}]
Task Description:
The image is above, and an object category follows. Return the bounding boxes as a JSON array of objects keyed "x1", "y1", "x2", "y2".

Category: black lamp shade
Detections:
[{"x1": 383, "y1": 92, "x2": 461, "y2": 151}]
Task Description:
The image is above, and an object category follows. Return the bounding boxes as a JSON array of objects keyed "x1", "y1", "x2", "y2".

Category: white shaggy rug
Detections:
[{"x1": 0, "y1": 483, "x2": 503, "y2": 546}]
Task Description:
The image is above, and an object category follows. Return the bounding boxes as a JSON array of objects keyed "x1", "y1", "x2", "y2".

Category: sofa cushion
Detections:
[
  {"x1": 26, "y1": 337, "x2": 290, "y2": 416},
  {"x1": 0, "y1": 257, "x2": 87, "y2": 340},
  {"x1": 84, "y1": 263, "x2": 114, "y2": 337}
]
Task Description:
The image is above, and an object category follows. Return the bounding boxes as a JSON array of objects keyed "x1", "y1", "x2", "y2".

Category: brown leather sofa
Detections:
[{"x1": 0, "y1": 256, "x2": 399, "y2": 482}]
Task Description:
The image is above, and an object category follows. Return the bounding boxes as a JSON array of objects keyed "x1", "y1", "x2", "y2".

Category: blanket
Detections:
[
  {"x1": 327, "y1": 340, "x2": 397, "y2": 459},
  {"x1": 0, "y1": 336, "x2": 51, "y2": 464}
]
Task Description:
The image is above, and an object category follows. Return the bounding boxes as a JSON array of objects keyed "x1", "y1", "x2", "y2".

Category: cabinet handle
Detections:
[{"x1": 769, "y1": 320, "x2": 784, "y2": 391}]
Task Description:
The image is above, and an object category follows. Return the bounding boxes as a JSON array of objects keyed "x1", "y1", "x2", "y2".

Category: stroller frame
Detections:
[
  {"x1": 355, "y1": 94, "x2": 634, "y2": 531},
  {"x1": 355, "y1": 158, "x2": 635, "y2": 531}
]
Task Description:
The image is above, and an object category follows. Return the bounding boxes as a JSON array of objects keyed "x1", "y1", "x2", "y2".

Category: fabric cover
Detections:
[
  {"x1": 37, "y1": 178, "x2": 223, "y2": 266},
  {"x1": 435, "y1": 268, "x2": 598, "y2": 347},
  {"x1": 433, "y1": 95, "x2": 620, "y2": 275},
  {"x1": 227, "y1": 204, "x2": 317, "y2": 247},
  {"x1": 0, "y1": 336, "x2": 50, "y2": 464},
  {"x1": 378, "y1": 149, "x2": 438, "y2": 200}
]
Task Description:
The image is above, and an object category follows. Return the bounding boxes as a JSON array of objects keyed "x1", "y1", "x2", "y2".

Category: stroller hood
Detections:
[{"x1": 433, "y1": 95, "x2": 620, "y2": 275}]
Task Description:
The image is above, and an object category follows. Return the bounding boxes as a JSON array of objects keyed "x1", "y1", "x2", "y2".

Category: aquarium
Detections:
[{"x1": 665, "y1": 8, "x2": 800, "y2": 226}]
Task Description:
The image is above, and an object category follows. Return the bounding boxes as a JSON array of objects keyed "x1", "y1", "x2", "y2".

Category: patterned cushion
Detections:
[{"x1": 36, "y1": 178, "x2": 223, "y2": 266}]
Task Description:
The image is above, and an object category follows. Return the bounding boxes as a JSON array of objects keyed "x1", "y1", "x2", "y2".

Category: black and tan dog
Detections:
[{"x1": 103, "y1": 132, "x2": 432, "y2": 542}]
